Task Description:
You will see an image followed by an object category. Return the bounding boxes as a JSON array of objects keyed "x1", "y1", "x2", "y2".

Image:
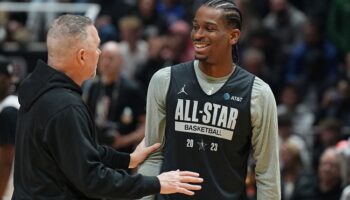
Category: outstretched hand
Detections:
[
  {"x1": 129, "y1": 139, "x2": 160, "y2": 168},
  {"x1": 157, "y1": 170, "x2": 203, "y2": 196}
]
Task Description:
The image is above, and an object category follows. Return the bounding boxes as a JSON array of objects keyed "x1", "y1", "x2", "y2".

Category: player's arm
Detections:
[
  {"x1": 250, "y1": 77, "x2": 281, "y2": 200},
  {"x1": 138, "y1": 67, "x2": 171, "y2": 200}
]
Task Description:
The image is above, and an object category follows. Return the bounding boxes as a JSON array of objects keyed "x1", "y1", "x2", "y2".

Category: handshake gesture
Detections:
[{"x1": 129, "y1": 140, "x2": 203, "y2": 196}]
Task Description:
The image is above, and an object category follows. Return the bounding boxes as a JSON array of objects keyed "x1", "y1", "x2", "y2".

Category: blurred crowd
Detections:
[{"x1": 1, "y1": 0, "x2": 350, "y2": 199}]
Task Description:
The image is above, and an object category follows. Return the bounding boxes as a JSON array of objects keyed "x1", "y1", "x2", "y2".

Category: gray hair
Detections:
[
  {"x1": 47, "y1": 14, "x2": 93, "y2": 41},
  {"x1": 47, "y1": 14, "x2": 93, "y2": 60}
]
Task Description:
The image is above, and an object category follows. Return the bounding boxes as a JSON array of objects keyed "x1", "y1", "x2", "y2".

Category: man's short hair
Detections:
[
  {"x1": 46, "y1": 14, "x2": 93, "y2": 57},
  {"x1": 47, "y1": 14, "x2": 93, "y2": 48}
]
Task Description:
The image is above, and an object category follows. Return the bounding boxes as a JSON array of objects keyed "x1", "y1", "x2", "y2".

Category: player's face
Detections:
[{"x1": 191, "y1": 6, "x2": 238, "y2": 63}]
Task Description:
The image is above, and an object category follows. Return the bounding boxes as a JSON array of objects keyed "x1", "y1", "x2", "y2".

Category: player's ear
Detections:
[{"x1": 229, "y1": 29, "x2": 240, "y2": 45}]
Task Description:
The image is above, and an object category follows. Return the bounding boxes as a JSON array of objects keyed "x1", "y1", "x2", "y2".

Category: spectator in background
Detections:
[
  {"x1": 0, "y1": 56, "x2": 19, "y2": 199},
  {"x1": 3, "y1": 12, "x2": 29, "y2": 44},
  {"x1": 118, "y1": 15, "x2": 148, "y2": 79},
  {"x1": 146, "y1": 20, "x2": 194, "y2": 68},
  {"x1": 166, "y1": 20, "x2": 194, "y2": 64},
  {"x1": 94, "y1": 15, "x2": 118, "y2": 44},
  {"x1": 135, "y1": 36, "x2": 168, "y2": 92},
  {"x1": 90, "y1": 0, "x2": 135, "y2": 36},
  {"x1": 285, "y1": 18, "x2": 337, "y2": 107},
  {"x1": 26, "y1": 0, "x2": 57, "y2": 42},
  {"x1": 312, "y1": 147, "x2": 343, "y2": 200},
  {"x1": 338, "y1": 52, "x2": 350, "y2": 81},
  {"x1": 280, "y1": 141, "x2": 315, "y2": 200},
  {"x1": 288, "y1": 0, "x2": 331, "y2": 23},
  {"x1": 156, "y1": 0, "x2": 186, "y2": 26},
  {"x1": 241, "y1": 48, "x2": 266, "y2": 77},
  {"x1": 263, "y1": 0, "x2": 306, "y2": 58},
  {"x1": 278, "y1": 114, "x2": 311, "y2": 170},
  {"x1": 234, "y1": 0, "x2": 261, "y2": 44},
  {"x1": 312, "y1": 118, "x2": 342, "y2": 171},
  {"x1": 328, "y1": 0, "x2": 350, "y2": 58},
  {"x1": 316, "y1": 79, "x2": 350, "y2": 126},
  {"x1": 85, "y1": 41, "x2": 146, "y2": 155},
  {"x1": 241, "y1": 47, "x2": 277, "y2": 94},
  {"x1": 244, "y1": 28, "x2": 283, "y2": 94},
  {"x1": 135, "y1": 0, "x2": 168, "y2": 38},
  {"x1": 339, "y1": 139, "x2": 350, "y2": 200},
  {"x1": 277, "y1": 83, "x2": 315, "y2": 145}
]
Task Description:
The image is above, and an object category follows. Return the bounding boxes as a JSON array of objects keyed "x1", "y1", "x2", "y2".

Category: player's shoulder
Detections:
[
  {"x1": 151, "y1": 66, "x2": 171, "y2": 83},
  {"x1": 253, "y1": 76, "x2": 271, "y2": 91},
  {"x1": 252, "y1": 76, "x2": 274, "y2": 99},
  {"x1": 151, "y1": 61, "x2": 194, "y2": 86}
]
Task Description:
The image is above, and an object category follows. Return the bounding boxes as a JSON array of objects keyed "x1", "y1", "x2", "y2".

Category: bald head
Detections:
[
  {"x1": 98, "y1": 41, "x2": 124, "y2": 84},
  {"x1": 101, "y1": 41, "x2": 121, "y2": 54},
  {"x1": 318, "y1": 147, "x2": 342, "y2": 191},
  {"x1": 47, "y1": 14, "x2": 93, "y2": 64}
]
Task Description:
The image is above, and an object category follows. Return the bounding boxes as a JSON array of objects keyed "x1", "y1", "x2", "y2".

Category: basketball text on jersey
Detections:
[{"x1": 174, "y1": 98, "x2": 238, "y2": 140}]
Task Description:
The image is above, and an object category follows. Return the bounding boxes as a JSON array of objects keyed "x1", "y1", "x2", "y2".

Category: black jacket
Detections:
[{"x1": 12, "y1": 60, "x2": 160, "y2": 200}]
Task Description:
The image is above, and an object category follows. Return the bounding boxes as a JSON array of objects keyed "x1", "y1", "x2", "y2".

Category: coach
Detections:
[{"x1": 12, "y1": 14, "x2": 202, "y2": 200}]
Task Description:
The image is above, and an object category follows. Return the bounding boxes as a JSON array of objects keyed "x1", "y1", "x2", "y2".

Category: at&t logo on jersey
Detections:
[{"x1": 223, "y1": 92, "x2": 243, "y2": 102}]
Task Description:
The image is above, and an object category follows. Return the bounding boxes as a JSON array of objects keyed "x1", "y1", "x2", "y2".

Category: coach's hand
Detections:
[
  {"x1": 157, "y1": 170, "x2": 203, "y2": 195},
  {"x1": 129, "y1": 139, "x2": 160, "y2": 168}
]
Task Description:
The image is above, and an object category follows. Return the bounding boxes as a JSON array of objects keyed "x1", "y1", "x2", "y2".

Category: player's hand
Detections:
[
  {"x1": 129, "y1": 139, "x2": 160, "y2": 168},
  {"x1": 157, "y1": 170, "x2": 203, "y2": 195}
]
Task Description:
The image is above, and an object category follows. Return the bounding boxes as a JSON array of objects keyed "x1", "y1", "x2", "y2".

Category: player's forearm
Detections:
[
  {"x1": 251, "y1": 78, "x2": 281, "y2": 199},
  {"x1": 254, "y1": 126, "x2": 281, "y2": 200},
  {"x1": 137, "y1": 68, "x2": 170, "y2": 199}
]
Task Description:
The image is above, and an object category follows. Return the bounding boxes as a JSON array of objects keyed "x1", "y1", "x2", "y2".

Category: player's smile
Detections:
[
  {"x1": 193, "y1": 41, "x2": 210, "y2": 54},
  {"x1": 193, "y1": 41, "x2": 210, "y2": 48}
]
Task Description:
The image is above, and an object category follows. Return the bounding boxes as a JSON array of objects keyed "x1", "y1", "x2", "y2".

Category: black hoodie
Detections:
[{"x1": 12, "y1": 60, "x2": 160, "y2": 200}]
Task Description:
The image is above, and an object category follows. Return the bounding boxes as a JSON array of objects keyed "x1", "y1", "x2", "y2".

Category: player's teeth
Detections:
[{"x1": 196, "y1": 44, "x2": 207, "y2": 48}]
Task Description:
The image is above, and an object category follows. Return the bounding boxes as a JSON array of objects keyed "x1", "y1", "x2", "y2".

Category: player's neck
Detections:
[{"x1": 198, "y1": 60, "x2": 235, "y2": 78}]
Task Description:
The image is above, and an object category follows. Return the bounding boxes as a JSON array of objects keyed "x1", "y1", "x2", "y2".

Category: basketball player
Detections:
[
  {"x1": 12, "y1": 14, "x2": 202, "y2": 199},
  {"x1": 139, "y1": 0, "x2": 281, "y2": 199}
]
